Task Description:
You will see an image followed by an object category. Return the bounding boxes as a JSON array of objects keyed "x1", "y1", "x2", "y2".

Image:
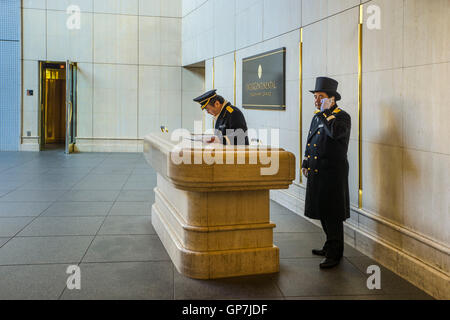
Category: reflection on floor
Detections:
[{"x1": 0, "y1": 151, "x2": 433, "y2": 300}]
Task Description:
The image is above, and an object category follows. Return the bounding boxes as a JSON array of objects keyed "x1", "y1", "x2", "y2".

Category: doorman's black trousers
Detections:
[{"x1": 320, "y1": 214, "x2": 344, "y2": 259}]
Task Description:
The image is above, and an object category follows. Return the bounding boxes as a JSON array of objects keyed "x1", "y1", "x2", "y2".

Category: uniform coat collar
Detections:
[{"x1": 215, "y1": 100, "x2": 230, "y2": 120}]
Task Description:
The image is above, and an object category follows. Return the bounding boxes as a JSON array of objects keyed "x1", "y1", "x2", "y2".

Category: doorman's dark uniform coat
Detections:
[
  {"x1": 193, "y1": 89, "x2": 249, "y2": 146},
  {"x1": 302, "y1": 105, "x2": 351, "y2": 221},
  {"x1": 214, "y1": 102, "x2": 249, "y2": 145}
]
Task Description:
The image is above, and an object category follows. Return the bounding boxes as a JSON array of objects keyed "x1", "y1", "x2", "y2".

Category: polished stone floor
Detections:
[{"x1": 0, "y1": 150, "x2": 433, "y2": 300}]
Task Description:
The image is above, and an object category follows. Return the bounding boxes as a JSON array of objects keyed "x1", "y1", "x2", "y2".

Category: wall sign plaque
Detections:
[{"x1": 242, "y1": 47, "x2": 286, "y2": 110}]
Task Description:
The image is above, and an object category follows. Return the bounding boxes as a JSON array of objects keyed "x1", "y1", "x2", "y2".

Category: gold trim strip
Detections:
[
  {"x1": 200, "y1": 93, "x2": 217, "y2": 104},
  {"x1": 234, "y1": 51, "x2": 236, "y2": 105},
  {"x1": 358, "y1": 5, "x2": 363, "y2": 208},
  {"x1": 242, "y1": 107, "x2": 286, "y2": 111},
  {"x1": 299, "y1": 28, "x2": 303, "y2": 184},
  {"x1": 212, "y1": 57, "x2": 215, "y2": 129},
  {"x1": 243, "y1": 104, "x2": 286, "y2": 107},
  {"x1": 242, "y1": 49, "x2": 286, "y2": 63},
  {"x1": 76, "y1": 137, "x2": 144, "y2": 141}
]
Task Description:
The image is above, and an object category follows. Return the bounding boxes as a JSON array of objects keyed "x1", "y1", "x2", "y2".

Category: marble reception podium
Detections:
[{"x1": 144, "y1": 133, "x2": 295, "y2": 279}]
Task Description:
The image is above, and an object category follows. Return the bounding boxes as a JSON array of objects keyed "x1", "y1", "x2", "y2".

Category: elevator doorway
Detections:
[{"x1": 39, "y1": 61, "x2": 78, "y2": 153}]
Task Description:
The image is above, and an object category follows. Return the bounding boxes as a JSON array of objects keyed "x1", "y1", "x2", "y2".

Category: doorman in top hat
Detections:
[
  {"x1": 302, "y1": 77, "x2": 351, "y2": 269},
  {"x1": 193, "y1": 89, "x2": 249, "y2": 145}
]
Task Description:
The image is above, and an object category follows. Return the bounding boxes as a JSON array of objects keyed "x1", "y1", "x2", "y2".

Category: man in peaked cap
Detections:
[
  {"x1": 193, "y1": 89, "x2": 249, "y2": 145},
  {"x1": 302, "y1": 77, "x2": 351, "y2": 269}
]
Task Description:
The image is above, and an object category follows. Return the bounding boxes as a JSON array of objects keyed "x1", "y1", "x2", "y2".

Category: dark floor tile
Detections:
[
  {"x1": 0, "y1": 217, "x2": 34, "y2": 237},
  {"x1": 109, "y1": 202, "x2": 151, "y2": 216},
  {"x1": 274, "y1": 232, "x2": 326, "y2": 258},
  {"x1": 0, "y1": 238, "x2": 9, "y2": 247},
  {"x1": 174, "y1": 272, "x2": 283, "y2": 300},
  {"x1": 0, "y1": 189, "x2": 68, "y2": 202},
  {"x1": 82, "y1": 235, "x2": 170, "y2": 263},
  {"x1": 270, "y1": 201, "x2": 297, "y2": 215},
  {"x1": 73, "y1": 174, "x2": 129, "y2": 190},
  {"x1": 132, "y1": 168, "x2": 156, "y2": 175},
  {"x1": 45, "y1": 167, "x2": 92, "y2": 175},
  {"x1": 18, "y1": 217, "x2": 105, "y2": 236},
  {"x1": 116, "y1": 190, "x2": 154, "y2": 202},
  {"x1": 0, "y1": 189, "x2": 13, "y2": 198},
  {"x1": 122, "y1": 180, "x2": 156, "y2": 191},
  {"x1": 0, "y1": 236, "x2": 93, "y2": 265},
  {"x1": 90, "y1": 166, "x2": 134, "y2": 175},
  {"x1": 58, "y1": 190, "x2": 120, "y2": 202},
  {"x1": 345, "y1": 256, "x2": 433, "y2": 298},
  {"x1": 0, "y1": 202, "x2": 52, "y2": 217},
  {"x1": 271, "y1": 214, "x2": 321, "y2": 233},
  {"x1": 98, "y1": 216, "x2": 155, "y2": 235},
  {"x1": 0, "y1": 264, "x2": 69, "y2": 300},
  {"x1": 17, "y1": 179, "x2": 79, "y2": 190},
  {"x1": 274, "y1": 233, "x2": 367, "y2": 259},
  {"x1": 275, "y1": 258, "x2": 386, "y2": 297},
  {"x1": 61, "y1": 261, "x2": 173, "y2": 300},
  {"x1": 41, "y1": 202, "x2": 113, "y2": 217}
]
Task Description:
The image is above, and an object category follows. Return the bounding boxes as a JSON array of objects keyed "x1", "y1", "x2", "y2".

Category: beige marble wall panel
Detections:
[
  {"x1": 403, "y1": 149, "x2": 449, "y2": 246},
  {"x1": 47, "y1": 0, "x2": 93, "y2": 12},
  {"x1": 402, "y1": 63, "x2": 450, "y2": 155},
  {"x1": 22, "y1": 0, "x2": 46, "y2": 9},
  {"x1": 327, "y1": 7, "x2": 359, "y2": 76},
  {"x1": 76, "y1": 63, "x2": 94, "y2": 138},
  {"x1": 362, "y1": 0, "x2": 404, "y2": 72},
  {"x1": 93, "y1": 0, "x2": 138, "y2": 15},
  {"x1": 139, "y1": 16, "x2": 161, "y2": 65},
  {"x1": 302, "y1": 20, "x2": 327, "y2": 78},
  {"x1": 362, "y1": 142, "x2": 404, "y2": 224},
  {"x1": 403, "y1": 0, "x2": 450, "y2": 67},
  {"x1": 327, "y1": 0, "x2": 360, "y2": 17},
  {"x1": 362, "y1": 68, "x2": 403, "y2": 147},
  {"x1": 46, "y1": 11, "x2": 93, "y2": 63},
  {"x1": 93, "y1": 13, "x2": 138, "y2": 64},
  {"x1": 263, "y1": 0, "x2": 301, "y2": 40},
  {"x1": 23, "y1": 9, "x2": 46, "y2": 60}
]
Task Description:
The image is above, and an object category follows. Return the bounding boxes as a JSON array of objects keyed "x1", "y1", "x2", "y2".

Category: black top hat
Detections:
[{"x1": 309, "y1": 77, "x2": 341, "y2": 101}]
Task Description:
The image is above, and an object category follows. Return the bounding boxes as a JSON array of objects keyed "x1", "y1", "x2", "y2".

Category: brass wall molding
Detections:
[
  {"x1": 299, "y1": 28, "x2": 303, "y2": 184},
  {"x1": 234, "y1": 51, "x2": 237, "y2": 106},
  {"x1": 212, "y1": 57, "x2": 215, "y2": 129},
  {"x1": 358, "y1": 4, "x2": 363, "y2": 208}
]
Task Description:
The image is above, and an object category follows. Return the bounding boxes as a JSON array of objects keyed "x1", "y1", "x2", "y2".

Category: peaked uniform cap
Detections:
[{"x1": 193, "y1": 89, "x2": 218, "y2": 110}]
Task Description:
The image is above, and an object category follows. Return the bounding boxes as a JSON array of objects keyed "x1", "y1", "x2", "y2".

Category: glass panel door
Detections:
[{"x1": 65, "y1": 61, "x2": 77, "y2": 154}]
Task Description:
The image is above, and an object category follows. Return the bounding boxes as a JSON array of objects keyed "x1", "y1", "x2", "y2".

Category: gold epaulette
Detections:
[
  {"x1": 226, "y1": 106, "x2": 234, "y2": 113},
  {"x1": 332, "y1": 108, "x2": 342, "y2": 114}
]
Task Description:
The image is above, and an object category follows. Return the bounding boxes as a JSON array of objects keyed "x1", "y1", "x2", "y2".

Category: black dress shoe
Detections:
[
  {"x1": 319, "y1": 257, "x2": 341, "y2": 269},
  {"x1": 312, "y1": 249, "x2": 326, "y2": 256}
]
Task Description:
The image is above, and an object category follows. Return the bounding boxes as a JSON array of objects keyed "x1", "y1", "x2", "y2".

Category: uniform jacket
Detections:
[
  {"x1": 215, "y1": 101, "x2": 249, "y2": 145},
  {"x1": 302, "y1": 104, "x2": 351, "y2": 221}
]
